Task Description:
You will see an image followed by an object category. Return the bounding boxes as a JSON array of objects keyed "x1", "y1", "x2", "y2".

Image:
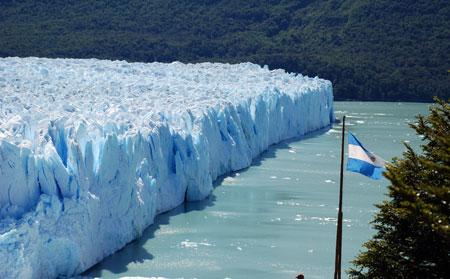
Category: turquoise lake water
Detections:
[{"x1": 85, "y1": 102, "x2": 430, "y2": 279}]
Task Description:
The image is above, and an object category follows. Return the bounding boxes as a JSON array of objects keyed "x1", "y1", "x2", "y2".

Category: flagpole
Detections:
[{"x1": 334, "y1": 115, "x2": 346, "y2": 279}]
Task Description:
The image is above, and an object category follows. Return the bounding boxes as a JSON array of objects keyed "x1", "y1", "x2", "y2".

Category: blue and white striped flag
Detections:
[{"x1": 347, "y1": 132, "x2": 386, "y2": 180}]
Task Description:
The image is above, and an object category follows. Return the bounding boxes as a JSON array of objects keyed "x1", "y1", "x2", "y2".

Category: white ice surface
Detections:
[{"x1": 0, "y1": 57, "x2": 333, "y2": 278}]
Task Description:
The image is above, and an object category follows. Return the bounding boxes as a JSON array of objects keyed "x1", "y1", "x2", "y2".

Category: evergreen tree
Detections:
[{"x1": 349, "y1": 98, "x2": 450, "y2": 278}]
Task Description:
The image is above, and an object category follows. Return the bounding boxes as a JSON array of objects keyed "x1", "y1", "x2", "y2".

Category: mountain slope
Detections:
[{"x1": 0, "y1": 0, "x2": 448, "y2": 101}]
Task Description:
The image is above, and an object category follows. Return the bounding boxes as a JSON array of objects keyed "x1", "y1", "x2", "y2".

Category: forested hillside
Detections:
[{"x1": 0, "y1": 0, "x2": 448, "y2": 101}]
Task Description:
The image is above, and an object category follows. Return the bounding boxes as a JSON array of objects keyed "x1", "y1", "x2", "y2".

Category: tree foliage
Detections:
[
  {"x1": 349, "y1": 98, "x2": 450, "y2": 278},
  {"x1": 0, "y1": 0, "x2": 449, "y2": 102}
]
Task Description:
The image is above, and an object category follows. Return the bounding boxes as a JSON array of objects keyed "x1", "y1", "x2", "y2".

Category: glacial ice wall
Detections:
[{"x1": 0, "y1": 57, "x2": 333, "y2": 278}]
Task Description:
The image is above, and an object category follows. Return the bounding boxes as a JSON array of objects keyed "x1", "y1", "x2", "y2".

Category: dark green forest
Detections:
[{"x1": 0, "y1": 0, "x2": 449, "y2": 101}]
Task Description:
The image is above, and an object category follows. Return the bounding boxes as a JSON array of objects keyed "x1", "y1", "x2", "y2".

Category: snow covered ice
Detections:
[{"x1": 0, "y1": 57, "x2": 333, "y2": 278}]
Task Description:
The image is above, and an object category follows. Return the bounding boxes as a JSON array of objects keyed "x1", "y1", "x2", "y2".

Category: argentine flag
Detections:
[{"x1": 347, "y1": 132, "x2": 386, "y2": 180}]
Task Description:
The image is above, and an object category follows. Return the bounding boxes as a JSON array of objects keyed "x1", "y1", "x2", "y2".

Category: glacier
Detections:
[{"x1": 0, "y1": 57, "x2": 333, "y2": 278}]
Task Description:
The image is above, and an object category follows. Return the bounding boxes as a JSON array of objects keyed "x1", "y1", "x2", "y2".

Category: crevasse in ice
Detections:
[{"x1": 0, "y1": 57, "x2": 333, "y2": 278}]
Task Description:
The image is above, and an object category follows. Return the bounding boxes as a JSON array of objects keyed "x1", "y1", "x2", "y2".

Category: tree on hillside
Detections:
[
  {"x1": 0, "y1": 0, "x2": 449, "y2": 101},
  {"x1": 349, "y1": 98, "x2": 450, "y2": 278}
]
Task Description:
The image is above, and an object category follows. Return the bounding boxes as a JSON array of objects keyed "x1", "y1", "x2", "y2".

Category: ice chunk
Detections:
[{"x1": 0, "y1": 57, "x2": 333, "y2": 278}]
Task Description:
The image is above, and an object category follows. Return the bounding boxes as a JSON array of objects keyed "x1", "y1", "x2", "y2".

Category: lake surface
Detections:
[{"x1": 85, "y1": 102, "x2": 429, "y2": 279}]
